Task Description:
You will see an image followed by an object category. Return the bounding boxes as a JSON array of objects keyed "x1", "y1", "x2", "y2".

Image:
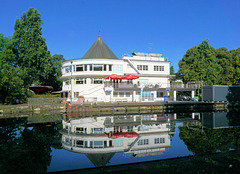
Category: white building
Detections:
[{"x1": 60, "y1": 37, "x2": 172, "y2": 102}]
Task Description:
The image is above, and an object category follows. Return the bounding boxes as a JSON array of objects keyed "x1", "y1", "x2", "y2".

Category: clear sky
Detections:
[{"x1": 0, "y1": 0, "x2": 239, "y2": 71}]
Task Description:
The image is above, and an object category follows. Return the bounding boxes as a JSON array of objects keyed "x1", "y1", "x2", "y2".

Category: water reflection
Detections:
[
  {"x1": 0, "y1": 111, "x2": 240, "y2": 173},
  {"x1": 59, "y1": 113, "x2": 201, "y2": 167}
]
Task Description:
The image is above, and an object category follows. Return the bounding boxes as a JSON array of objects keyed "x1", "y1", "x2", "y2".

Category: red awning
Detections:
[
  {"x1": 104, "y1": 74, "x2": 125, "y2": 80},
  {"x1": 29, "y1": 86, "x2": 53, "y2": 95},
  {"x1": 124, "y1": 74, "x2": 139, "y2": 80},
  {"x1": 105, "y1": 131, "x2": 139, "y2": 139}
]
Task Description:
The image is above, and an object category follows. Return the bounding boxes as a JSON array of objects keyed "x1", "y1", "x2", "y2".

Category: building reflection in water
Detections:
[{"x1": 59, "y1": 114, "x2": 185, "y2": 167}]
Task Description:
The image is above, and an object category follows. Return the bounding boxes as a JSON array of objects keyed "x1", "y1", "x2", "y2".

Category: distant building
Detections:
[{"x1": 60, "y1": 37, "x2": 172, "y2": 102}]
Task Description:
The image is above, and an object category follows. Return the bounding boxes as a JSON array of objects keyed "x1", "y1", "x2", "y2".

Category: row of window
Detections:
[
  {"x1": 64, "y1": 78, "x2": 103, "y2": 85},
  {"x1": 64, "y1": 64, "x2": 165, "y2": 73},
  {"x1": 138, "y1": 138, "x2": 165, "y2": 145}
]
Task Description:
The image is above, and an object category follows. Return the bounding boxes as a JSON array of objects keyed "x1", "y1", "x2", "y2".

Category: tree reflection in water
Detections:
[{"x1": 0, "y1": 117, "x2": 62, "y2": 174}]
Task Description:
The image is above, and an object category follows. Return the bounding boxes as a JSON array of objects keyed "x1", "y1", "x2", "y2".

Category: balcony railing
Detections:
[
  {"x1": 170, "y1": 83, "x2": 201, "y2": 89},
  {"x1": 104, "y1": 81, "x2": 164, "y2": 89}
]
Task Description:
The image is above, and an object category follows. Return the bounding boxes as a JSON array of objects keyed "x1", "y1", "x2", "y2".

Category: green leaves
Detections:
[{"x1": 178, "y1": 40, "x2": 240, "y2": 85}]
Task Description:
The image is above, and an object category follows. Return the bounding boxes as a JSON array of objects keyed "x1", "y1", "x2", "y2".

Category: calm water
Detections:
[{"x1": 0, "y1": 111, "x2": 240, "y2": 173}]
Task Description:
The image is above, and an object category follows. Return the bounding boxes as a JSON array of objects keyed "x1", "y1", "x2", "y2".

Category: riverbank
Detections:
[{"x1": 0, "y1": 101, "x2": 232, "y2": 116}]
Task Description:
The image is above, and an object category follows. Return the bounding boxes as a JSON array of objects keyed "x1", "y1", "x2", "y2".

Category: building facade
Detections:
[{"x1": 60, "y1": 37, "x2": 172, "y2": 102}]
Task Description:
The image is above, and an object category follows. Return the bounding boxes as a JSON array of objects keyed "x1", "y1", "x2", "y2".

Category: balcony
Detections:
[{"x1": 104, "y1": 81, "x2": 164, "y2": 89}]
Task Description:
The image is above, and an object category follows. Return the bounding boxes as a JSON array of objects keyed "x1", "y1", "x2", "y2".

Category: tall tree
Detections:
[
  {"x1": 46, "y1": 54, "x2": 65, "y2": 91},
  {"x1": 0, "y1": 34, "x2": 25, "y2": 104},
  {"x1": 13, "y1": 7, "x2": 52, "y2": 87},
  {"x1": 178, "y1": 40, "x2": 221, "y2": 85}
]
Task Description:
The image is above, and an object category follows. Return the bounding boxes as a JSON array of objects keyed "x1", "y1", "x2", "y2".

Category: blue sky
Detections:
[{"x1": 0, "y1": 0, "x2": 239, "y2": 71}]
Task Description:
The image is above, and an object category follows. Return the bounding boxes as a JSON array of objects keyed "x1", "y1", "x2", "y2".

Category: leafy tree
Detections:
[
  {"x1": 178, "y1": 40, "x2": 221, "y2": 85},
  {"x1": 0, "y1": 34, "x2": 25, "y2": 104},
  {"x1": 230, "y1": 48, "x2": 240, "y2": 85},
  {"x1": 13, "y1": 7, "x2": 52, "y2": 87},
  {"x1": 45, "y1": 54, "x2": 65, "y2": 91}
]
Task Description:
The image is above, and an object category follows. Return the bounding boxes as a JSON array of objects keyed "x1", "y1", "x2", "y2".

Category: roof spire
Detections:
[{"x1": 98, "y1": 30, "x2": 101, "y2": 38}]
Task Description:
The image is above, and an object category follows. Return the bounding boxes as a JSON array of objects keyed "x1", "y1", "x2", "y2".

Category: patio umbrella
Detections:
[
  {"x1": 104, "y1": 74, "x2": 125, "y2": 80},
  {"x1": 124, "y1": 74, "x2": 139, "y2": 80}
]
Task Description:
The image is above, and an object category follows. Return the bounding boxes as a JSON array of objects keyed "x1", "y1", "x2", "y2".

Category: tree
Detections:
[
  {"x1": 13, "y1": 8, "x2": 52, "y2": 87},
  {"x1": 178, "y1": 40, "x2": 221, "y2": 85},
  {"x1": 0, "y1": 34, "x2": 25, "y2": 104},
  {"x1": 45, "y1": 54, "x2": 65, "y2": 91}
]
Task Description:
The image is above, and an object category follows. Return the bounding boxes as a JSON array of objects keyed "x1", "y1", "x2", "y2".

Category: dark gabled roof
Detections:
[{"x1": 82, "y1": 37, "x2": 118, "y2": 59}]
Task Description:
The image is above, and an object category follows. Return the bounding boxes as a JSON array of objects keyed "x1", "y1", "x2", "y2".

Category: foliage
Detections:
[
  {"x1": 0, "y1": 118, "x2": 62, "y2": 174},
  {"x1": 13, "y1": 8, "x2": 52, "y2": 87},
  {"x1": 0, "y1": 34, "x2": 25, "y2": 104},
  {"x1": 178, "y1": 40, "x2": 240, "y2": 85},
  {"x1": 0, "y1": 8, "x2": 65, "y2": 104}
]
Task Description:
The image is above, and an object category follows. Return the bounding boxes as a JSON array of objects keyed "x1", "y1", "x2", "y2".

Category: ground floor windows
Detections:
[
  {"x1": 92, "y1": 78, "x2": 103, "y2": 84},
  {"x1": 76, "y1": 78, "x2": 86, "y2": 84},
  {"x1": 141, "y1": 91, "x2": 154, "y2": 101},
  {"x1": 113, "y1": 92, "x2": 132, "y2": 98},
  {"x1": 154, "y1": 138, "x2": 165, "y2": 144},
  {"x1": 64, "y1": 80, "x2": 71, "y2": 85},
  {"x1": 157, "y1": 91, "x2": 164, "y2": 98}
]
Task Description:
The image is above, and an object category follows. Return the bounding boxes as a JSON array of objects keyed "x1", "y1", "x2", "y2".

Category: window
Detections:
[
  {"x1": 76, "y1": 65, "x2": 83, "y2": 71},
  {"x1": 104, "y1": 65, "x2": 107, "y2": 71},
  {"x1": 76, "y1": 140, "x2": 84, "y2": 147},
  {"x1": 94, "y1": 128, "x2": 103, "y2": 134},
  {"x1": 109, "y1": 65, "x2": 112, "y2": 71},
  {"x1": 94, "y1": 141, "x2": 103, "y2": 147},
  {"x1": 112, "y1": 65, "x2": 123, "y2": 72},
  {"x1": 94, "y1": 64, "x2": 102, "y2": 71},
  {"x1": 154, "y1": 138, "x2": 165, "y2": 144},
  {"x1": 65, "y1": 80, "x2": 70, "y2": 85},
  {"x1": 76, "y1": 79, "x2": 86, "y2": 84},
  {"x1": 157, "y1": 92, "x2": 164, "y2": 98},
  {"x1": 93, "y1": 78, "x2": 103, "y2": 84},
  {"x1": 138, "y1": 139, "x2": 149, "y2": 145},
  {"x1": 119, "y1": 92, "x2": 124, "y2": 97},
  {"x1": 113, "y1": 92, "x2": 118, "y2": 97},
  {"x1": 65, "y1": 66, "x2": 70, "y2": 73},
  {"x1": 89, "y1": 64, "x2": 93, "y2": 71},
  {"x1": 154, "y1": 66, "x2": 164, "y2": 71},
  {"x1": 126, "y1": 92, "x2": 131, "y2": 97},
  {"x1": 137, "y1": 65, "x2": 148, "y2": 71},
  {"x1": 84, "y1": 65, "x2": 88, "y2": 71}
]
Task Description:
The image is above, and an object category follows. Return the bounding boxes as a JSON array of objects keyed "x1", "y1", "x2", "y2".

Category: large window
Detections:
[
  {"x1": 94, "y1": 64, "x2": 103, "y2": 71},
  {"x1": 141, "y1": 91, "x2": 154, "y2": 101},
  {"x1": 154, "y1": 66, "x2": 164, "y2": 71},
  {"x1": 137, "y1": 65, "x2": 148, "y2": 71},
  {"x1": 76, "y1": 65, "x2": 84, "y2": 71}
]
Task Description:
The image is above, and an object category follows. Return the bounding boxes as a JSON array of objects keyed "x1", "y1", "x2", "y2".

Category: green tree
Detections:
[
  {"x1": 46, "y1": 54, "x2": 65, "y2": 91},
  {"x1": 178, "y1": 40, "x2": 221, "y2": 85},
  {"x1": 13, "y1": 7, "x2": 52, "y2": 87},
  {"x1": 0, "y1": 34, "x2": 25, "y2": 104}
]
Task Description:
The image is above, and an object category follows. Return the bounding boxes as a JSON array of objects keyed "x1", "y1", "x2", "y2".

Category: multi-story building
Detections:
[{"x1": 60, "y1": 37, "x2": 172, "y2": 102}]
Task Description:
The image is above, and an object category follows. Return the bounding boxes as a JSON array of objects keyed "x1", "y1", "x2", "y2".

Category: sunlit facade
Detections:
[{"x1": 60, "y1": 37, "x2": 172, "y2": 102}]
